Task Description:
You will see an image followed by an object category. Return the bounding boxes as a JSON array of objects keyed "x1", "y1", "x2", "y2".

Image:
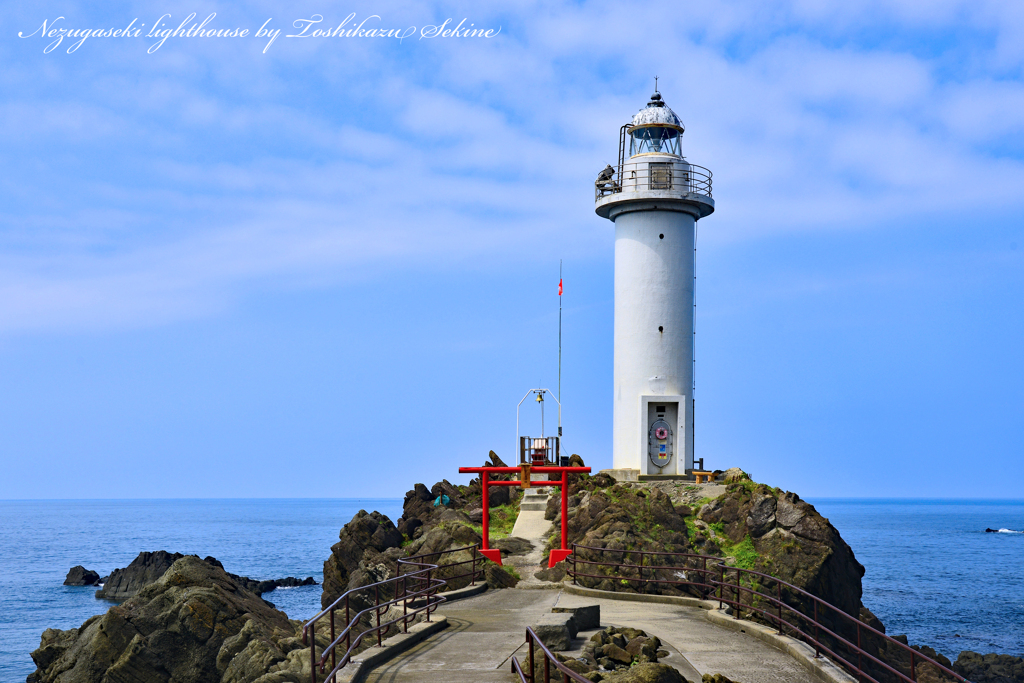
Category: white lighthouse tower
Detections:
[{"x1": 595, "y1": 89, "x2": 714, "y2": 477}]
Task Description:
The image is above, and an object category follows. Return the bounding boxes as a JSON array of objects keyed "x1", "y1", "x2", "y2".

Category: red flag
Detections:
[{"x1": 558, "y1": 279, "x2": 562, "y2": 296}]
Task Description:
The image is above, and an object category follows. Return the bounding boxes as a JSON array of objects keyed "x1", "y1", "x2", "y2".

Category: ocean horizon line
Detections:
[{"x1": 2, "y1": 495, "x2": 1023, "y2": 503}]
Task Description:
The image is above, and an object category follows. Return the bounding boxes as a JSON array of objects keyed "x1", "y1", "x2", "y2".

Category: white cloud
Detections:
[{"x1": 1, "y1": 0, "x2": 1023, "y2": 332}]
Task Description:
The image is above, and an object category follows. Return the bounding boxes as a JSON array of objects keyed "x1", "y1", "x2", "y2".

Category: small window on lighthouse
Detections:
[{"x1": 630, "y1": 126, "x2": 681, "y2": 156}]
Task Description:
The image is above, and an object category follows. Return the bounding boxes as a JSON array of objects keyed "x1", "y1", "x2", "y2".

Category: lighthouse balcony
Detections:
[{"x1": 595, "y1": 159, "x2": 712, "y2": 202}]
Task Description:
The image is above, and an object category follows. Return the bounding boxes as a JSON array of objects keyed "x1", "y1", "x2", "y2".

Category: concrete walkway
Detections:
[
  {"x1": 362, "y1": 587, "x2": 823, "y2": 683},
  {"x1": 507, "y1": 482, "x2": 555, "y2": 587}
]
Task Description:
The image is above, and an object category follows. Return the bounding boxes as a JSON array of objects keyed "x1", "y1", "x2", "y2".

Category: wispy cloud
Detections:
[{"x1": 1, "y1": 0, "x2": 1022, "y2": 333}]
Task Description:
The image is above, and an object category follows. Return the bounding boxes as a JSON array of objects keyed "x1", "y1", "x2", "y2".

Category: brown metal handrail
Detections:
[
  {"x1": 302, "y1": 544, "x2": 482, "y2": 683},
  {"x1": 399, "y1": 543, "x2": 484, "y2": 594},
  {"x1": 569, "y1": 544, "x2": 967, "y2": 683},
  {"x1": 510, "y1": 626, "x2": 591, "y2": 683}
]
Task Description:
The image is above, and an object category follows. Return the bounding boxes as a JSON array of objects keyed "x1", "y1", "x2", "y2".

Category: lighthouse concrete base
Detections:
[{"x1": 599, "y1": 468, "x2": 640, "y2": 483}]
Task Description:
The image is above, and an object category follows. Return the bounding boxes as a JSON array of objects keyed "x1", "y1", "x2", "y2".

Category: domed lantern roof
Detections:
[
  {"x1": 631, "y1": 92, "x2": 684, "y2": 131},
  {"x1": 628, "y1": 92, "x2": 684, "y2": 157}
]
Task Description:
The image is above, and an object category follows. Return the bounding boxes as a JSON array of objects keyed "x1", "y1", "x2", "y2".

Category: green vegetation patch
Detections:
[{"x1": 724, "y1": 535, "x2": 759, "y2": 570}]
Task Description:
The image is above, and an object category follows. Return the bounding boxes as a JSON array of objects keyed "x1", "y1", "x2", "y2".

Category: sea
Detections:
[{"x1": 0, "y1": 498, "x2": 1021, "y2": 681}]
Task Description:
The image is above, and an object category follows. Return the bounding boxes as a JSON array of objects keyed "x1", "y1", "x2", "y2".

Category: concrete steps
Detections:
[{"x1": 519, "y1": 484, "x2": 550, "y2": 511}]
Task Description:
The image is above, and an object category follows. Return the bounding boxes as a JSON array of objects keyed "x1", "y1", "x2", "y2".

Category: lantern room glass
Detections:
[{"x1": 630, "y1": 126, "x2": 681, "y2": 156}]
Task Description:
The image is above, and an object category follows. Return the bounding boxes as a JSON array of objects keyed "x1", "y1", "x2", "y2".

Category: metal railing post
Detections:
[
  {"x1": 777, "y1": 581, "x2": 783, "y2": 634},
  {"x1": 308, "y1": 622, "x2": 316, "y2": 683},
  {"x1": 857, "y1": 621, "x2": 862, "y2": 677},
  {"x1": 529, "y1": 631, "x2": 536, "y2": 683},
  {"x1": 911, "y1": 650, "x2": 917, "y2": 682},
  {"x1": 345, "y1": 595, "x2": 351, "y2": 654},
  {"x1": 329, "y1": 609, "x2": 336, "y2": 675},
  {"x1": 426, "y1": 567, "x2": 433, "y2": 621},
  {"x1": 813, "y1": 600, "x2": 820, "y2": 658},
  {"x1": 640, "y1": 551, "x2": 645, "y2": 594},
  {"x1": 375, "y1": 583, "x2": 382, "y2": 647},
  {"x1": 718, "y1": 564, "x2": 724, "y2": 609},
  {"x1": 572, "y1": 545, "x2": 577, "y2": 586},
  {"x1": 734, "y1": 569, "x2": 741, "y2": 619},
  {"x1": 402, "y1": 576, "x2": 408, "y2": 633}
]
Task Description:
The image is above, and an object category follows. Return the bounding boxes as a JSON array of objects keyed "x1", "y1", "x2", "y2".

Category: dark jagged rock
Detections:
[
  {"x1": 582, "y1": 627, "x2": 675, "y2": 679},
  {"x1": 696, "y1": 484, "x2": 864, "y2": 618},
  {"x1": 484, "y1": 562, "x2": 520, "y2": 589},
  {"x1": 553, "y1": 604, "x2": 599, "y2": 630},
  {"x1": 535, "y1": 561, "x2": 567, "y2": 583},
  {"x1": 554, "y1": 484, "x2": 691, "y2": 592},
  {"x1": 954, "y1": 651, "x2": 1024, "y2": 682},
  {"x1": 321, "y1": 510, "x2": 403, "y2": 609},
  {"x1": 487, "y1": 484, "x2": 510, "y2": 507},
  {"x1": 494, "y1": 536, "x2": 533, "y2": 556},
  {"x1": 29, "y1": 556, "x2": 316, "y2": 683},
  {"x1": 63, "y1": 566, "x2": 100, "y2": 586},
  {"x1": 599, "y1": 662, "x2": 688, "y2": 683},
  {"x1": 95, "y1": 550, "x2": 186, "y2": 600},
  {"x1": 90, "y1": 551, "x2": 317, "y2": 603}
]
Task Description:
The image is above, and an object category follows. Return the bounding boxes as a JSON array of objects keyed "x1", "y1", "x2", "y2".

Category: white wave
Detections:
[{"x1": 997, "y1": 528, "x2": 1022, "y2": 533}]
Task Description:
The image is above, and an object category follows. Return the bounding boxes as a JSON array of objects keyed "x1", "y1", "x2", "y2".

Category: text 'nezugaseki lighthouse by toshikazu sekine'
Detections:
[{"x1": 595, "y1": 88, "x2": 714, "y2": 479}]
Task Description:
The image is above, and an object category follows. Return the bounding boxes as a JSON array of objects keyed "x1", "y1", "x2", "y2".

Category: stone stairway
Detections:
[
  {"x1": 507, "y1": 478, "x2": 555, "y2": 585},
  {"x1": 518, "y1": 482, "x2": 550, "y2": 512}
]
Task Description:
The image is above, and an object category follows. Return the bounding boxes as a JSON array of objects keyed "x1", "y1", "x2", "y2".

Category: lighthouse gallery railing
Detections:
[{"x1": 595, "y1": 160, "x2": 712, "y2": 201}]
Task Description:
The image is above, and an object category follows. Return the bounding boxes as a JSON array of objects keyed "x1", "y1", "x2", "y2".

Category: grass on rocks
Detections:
[{"x1": 466, "y1": 501, "x2": 520, "y2": 540}]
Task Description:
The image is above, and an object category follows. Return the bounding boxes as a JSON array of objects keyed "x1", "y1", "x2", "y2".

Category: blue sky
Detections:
[{"x1": 1, "y1": 1, "x2": 1021, "y2": 499}]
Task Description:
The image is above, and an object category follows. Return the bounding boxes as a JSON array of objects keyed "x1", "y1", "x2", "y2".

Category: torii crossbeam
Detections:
[{"x1": 458, "y1": 464, "x2": 590, "y2": 568}]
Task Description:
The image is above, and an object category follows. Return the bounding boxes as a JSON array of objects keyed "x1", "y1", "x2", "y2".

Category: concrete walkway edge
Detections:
[
  {"x1": 562, "y1": 583, "x2": 856, "y2": 683},
  {"x1": 562, "y1": 583, "x2": 715, "y2": 610}
]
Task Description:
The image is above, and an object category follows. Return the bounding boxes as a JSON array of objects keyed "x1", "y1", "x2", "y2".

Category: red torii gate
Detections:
[{"x1": 458, "y1": 464, "x2": 590, "y2": 568}]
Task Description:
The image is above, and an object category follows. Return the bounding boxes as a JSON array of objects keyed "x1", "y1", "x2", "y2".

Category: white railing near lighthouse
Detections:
[{"x1": 596, "y1": 160, "x2": 713, "y2": 201}]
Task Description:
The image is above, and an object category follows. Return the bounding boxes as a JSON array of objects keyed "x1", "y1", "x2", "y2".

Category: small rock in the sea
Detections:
[{"x1": 63, "y1": 566, "x2": 100, "y2": 586}]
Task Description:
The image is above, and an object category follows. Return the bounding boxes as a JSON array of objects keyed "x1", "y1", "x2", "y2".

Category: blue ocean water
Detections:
[
  {"x1": 810, "y1": 499, "x2": 1024, "y2": 660},
  {"x1": 0, "y1": 499, "x2": 403, "y2": 683},
  {"x1": 1, "y1": 499, "x2": 1021, "y2": 681}
]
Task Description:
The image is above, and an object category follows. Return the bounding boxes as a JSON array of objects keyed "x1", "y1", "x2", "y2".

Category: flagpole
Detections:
[{"x1": 558, "y1": 260, "x2": 562, "y2": 437}]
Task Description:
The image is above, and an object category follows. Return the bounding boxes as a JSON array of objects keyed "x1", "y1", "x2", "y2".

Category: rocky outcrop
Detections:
[
  {"x1": 954, "y1": 651, "x2": 1024, "y2": 682},
  {"x1": 721, "y1": 468, "x2": 749, "y2": 484},
  {"x1": 321, "y1": 510, "x2": 404, "y2": 609},
  {"x1": 29, "y1": 556, "x2": 316, "y2": 683},
  {"x1": 551, "y1": 482, "x2": 693, "y2": 593},
  {"x1": 63, "y1": 566, "x2": 100, "y2": 586},
  {"x1": 95, "y1": 550, "x2": 185, "y2": 600},
  {"x1": 695, "y1": 484, "x2": 864, "y2": 618},
  {"x1": 519, "y1": 626, "x2": 684, "y2": 683},
  {"x1": 585, "y1": 627, "x2": 667, "y2": 671},
  {"x1": 395, "y1": 451, "x2": 520, "y2": 540},
  {"x1": 92, "y1": 551, "x2": 317, "y2": 602}
]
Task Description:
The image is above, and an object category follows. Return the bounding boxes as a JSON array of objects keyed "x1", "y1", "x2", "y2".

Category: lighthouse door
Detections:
[
  {"x1": 648, "y1": 420, "x2": 673, "y2": 471},
  {"x1": 646, "y1": 401, "x2": 679, "y2": 473}
]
